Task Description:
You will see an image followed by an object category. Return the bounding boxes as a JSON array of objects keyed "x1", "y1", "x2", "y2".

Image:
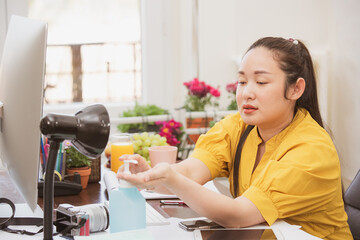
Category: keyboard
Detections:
[
  {"x1": 104, "y1": 201, "x2": 169, "y2": 226},
  {"x1": 146, "y1": 202, "x2": 170, "y2": 226}
]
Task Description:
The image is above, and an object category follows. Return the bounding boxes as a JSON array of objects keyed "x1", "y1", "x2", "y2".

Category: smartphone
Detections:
[
  {"x1": 193, "y1": 228, "x2": 284, "y2": 240},
  {"x1": 178, "y1": 219, "x2": 223, "y2": 231}
]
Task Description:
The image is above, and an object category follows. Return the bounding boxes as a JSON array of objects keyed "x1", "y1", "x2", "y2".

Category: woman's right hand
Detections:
[{"x1": 117, "y1": 154, "x2": 151, "y2": 174}]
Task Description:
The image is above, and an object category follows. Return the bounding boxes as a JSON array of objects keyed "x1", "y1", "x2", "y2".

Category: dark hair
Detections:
[{"x1": 246, "y1": 37, "x2": 323, "y2": 127}]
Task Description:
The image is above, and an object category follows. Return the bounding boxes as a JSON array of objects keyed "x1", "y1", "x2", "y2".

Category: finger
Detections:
[
  {"x1": 118, "y1": 171, "x2": 147, "y2": 184},
  {"x1": 118, "y1": 154, "x2": 136, "y2": 161},
  {"x1": 118, "y1": 175, "x2": 147, "y2": 189},
  {"x1": 136, "y1": 173, "x2": 164, "y2": 190},
  {"x1": 119, "y1": 154, "x2": 144, "y2": 161},
  {"x1": 145, "y1": 163, "x2": 170, "y2": 180},
  {"x1": 144, "y1": 172, "x2": 166, "y2": 184},
  {"x1": 118, "y1": 169, "x2": 166, "y2": 190}
]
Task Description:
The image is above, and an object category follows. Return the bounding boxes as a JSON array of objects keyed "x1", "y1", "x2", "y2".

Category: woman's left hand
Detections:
[{"x1": 117, "y1": 162, "x2": 176, "y2": 190}]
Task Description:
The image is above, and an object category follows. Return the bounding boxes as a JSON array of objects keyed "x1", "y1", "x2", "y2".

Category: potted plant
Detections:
[
  {"x1": 117, "y1": 102, "x2": 169, "y2": 133},
  {"x1": 183, "y1": 78, "x2": 221, "y2": 143},
  {"x1": 226, "y1": 81, "x2": 238, "y2": 110},
  {"x1": 183, "y1": 78, "x2": 221, "y2": 112},
  {"x1": 65, "y1": 144, "x2": 92, "y2": 189}
]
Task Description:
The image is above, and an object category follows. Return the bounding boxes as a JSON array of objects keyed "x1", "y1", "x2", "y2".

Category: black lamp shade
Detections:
[
  {"x1": 71, "y1": 104, "x2": 110, "y2": 158},
  {"x1": 40, "y1": 104, "x2": 110, "y2": 158}
]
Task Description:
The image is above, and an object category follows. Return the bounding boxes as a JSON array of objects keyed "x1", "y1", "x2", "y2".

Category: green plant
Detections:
[
  {"x1": 117, "y1": 103, "x2": 169, "y2": 133},
  {"x1": 65, "y1": 146, "x2": 91, "y2": 168}
]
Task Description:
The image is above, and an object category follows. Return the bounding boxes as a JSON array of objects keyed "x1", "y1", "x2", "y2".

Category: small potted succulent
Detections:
[{"x1": 65, "y1": 144, "x2": 92, "y2": 189}]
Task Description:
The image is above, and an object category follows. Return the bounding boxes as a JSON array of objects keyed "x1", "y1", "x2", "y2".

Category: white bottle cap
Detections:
[{"x1": 118, "y1": 159, "x2": 138, "y2": 188}]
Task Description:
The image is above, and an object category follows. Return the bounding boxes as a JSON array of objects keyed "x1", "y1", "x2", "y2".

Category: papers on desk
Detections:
[
  {"x1": 74, "y1": 228, "x2": 153, "y2": 240},
  {"x1": 140, "y1": 189, "x2": 177, "y2": 199}
]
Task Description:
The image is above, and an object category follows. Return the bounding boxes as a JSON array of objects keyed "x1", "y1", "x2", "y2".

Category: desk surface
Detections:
[{"x1": 0, "y1": 169, "x2": 320, "y2": 240}]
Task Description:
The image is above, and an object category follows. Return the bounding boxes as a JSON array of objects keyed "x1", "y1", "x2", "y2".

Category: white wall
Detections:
[
  {"x1": 0, "y1": 0, "x2": 27, "y2": 59},
  {"x1": 0, "y1": 0, "x2": 7, "y2": 58},
  {"x1": 141, "y1": 0, "x2": 195, "y2": 111},
  {"x1": 197, "y1": 0, "x2": 330, "y2": 111},
  {"x1": 329, "y1": 0, "x2": 360, "y2": 187}
]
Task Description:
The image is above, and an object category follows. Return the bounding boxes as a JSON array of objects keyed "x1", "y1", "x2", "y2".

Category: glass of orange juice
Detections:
[{"x1": 110, "y1": 134, "x2": 134, "y2": 173}]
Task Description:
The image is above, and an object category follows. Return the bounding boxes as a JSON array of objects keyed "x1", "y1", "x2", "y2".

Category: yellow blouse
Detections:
[{"x1": 191, "y1": 108, "x2": 352, "y2": 240}]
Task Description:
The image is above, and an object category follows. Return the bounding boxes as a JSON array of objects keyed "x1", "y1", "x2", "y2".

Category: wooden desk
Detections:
[
  {"x1": 0, "y1": 170, "x2": 107, "y2": 208},
  {"x1": 37, "y1": 177, "x2": 108, "y2": 210},
  {"x1": 0, "y1": 168, "x2": 199, "y2": 220}
]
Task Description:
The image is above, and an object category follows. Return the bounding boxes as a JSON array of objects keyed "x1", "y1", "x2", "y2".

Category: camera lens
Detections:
[{"x1": 78, "y1": 203, "x2": 109, "y2": 232}]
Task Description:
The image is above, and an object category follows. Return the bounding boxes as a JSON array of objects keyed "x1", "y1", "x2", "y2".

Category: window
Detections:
[{"x1": 28, "y1": 0, "x2": 142, "y2": 106}]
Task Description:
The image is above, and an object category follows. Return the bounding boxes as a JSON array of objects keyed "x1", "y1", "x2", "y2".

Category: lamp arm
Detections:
[{"x1": 43, "y1": 140, "x2": 61, "y2": 240}]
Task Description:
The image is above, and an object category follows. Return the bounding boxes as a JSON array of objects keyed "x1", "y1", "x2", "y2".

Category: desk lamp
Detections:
[{"x1": 40, "y1": 104, "x2": 110, "y2": 240}]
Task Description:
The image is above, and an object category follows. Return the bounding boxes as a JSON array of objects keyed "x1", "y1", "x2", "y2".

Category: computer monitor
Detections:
[{"x1": 0, "y1": 15, "x2": 47, "y2": 211}]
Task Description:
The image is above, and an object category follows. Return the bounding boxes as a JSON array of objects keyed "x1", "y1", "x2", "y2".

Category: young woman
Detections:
[{"x1": 118, "y1": 37, "x2": 352, "y2": 240}]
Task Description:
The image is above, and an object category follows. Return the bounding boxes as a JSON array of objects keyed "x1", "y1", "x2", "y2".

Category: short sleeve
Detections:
[
  {"x1": 190, "y1": 113, "x2": 244, "y2": 179},
  {"x1": 242, "y1": 140, "x2": 341, "y2": 226}
]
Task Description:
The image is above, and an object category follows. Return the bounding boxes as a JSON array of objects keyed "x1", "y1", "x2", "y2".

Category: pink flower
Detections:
[
  {"x1": 226, "y1": 81, "x2": 238, "y2": 110},
  {"x1": 169, "y1": 137, "x2": 180, "y2": 146},
  {"x1": 164, "y1": 119, "x2": 182, "y2": 129},
  {"x1": 210, "y1": 87, "x2": 221, "y2": 97},
  {"x1": 63, "y1": 140, "x2": 72, "y2": 147},
  {"x1": 190, "y1": 85, "x2": 207, "y2": 97},
  {"x1": 159, "y1": 126, "x2": 171, "y2": 137},
  {"x1": 226, "y1": 81, "x2": 238, "y2": 94},
  {"x1": 156, "y1": 119, "x2": 184, "y2": 147},
  {"x1": 183, "y1": 82, "x2": 190, "y2": 88},
  {"x1": 155, "y1": 120, "x2": 164, "y2": 125}
]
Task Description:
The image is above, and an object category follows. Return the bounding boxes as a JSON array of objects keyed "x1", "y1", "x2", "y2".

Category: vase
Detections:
[
  {"x1": 66, "y1": 167, "x2": 92, "y2": 189},
  {"x1": 186, "y1": 117, "x2": 213, "y2": 143}
]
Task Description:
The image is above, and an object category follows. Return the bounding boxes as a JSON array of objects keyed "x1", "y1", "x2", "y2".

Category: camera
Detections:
[{"x1": 55, "y1": 203, "x2": 109, "y2": 236}]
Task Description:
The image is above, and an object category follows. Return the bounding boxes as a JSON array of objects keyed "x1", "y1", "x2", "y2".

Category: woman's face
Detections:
[{"x1": 236, "y1": 47, "x2": 296, "y2": 130}]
